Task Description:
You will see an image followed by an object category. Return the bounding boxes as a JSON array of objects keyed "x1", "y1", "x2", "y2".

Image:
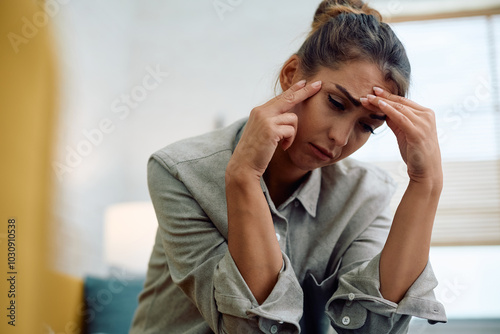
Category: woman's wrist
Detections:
[
  {"x1": 225, "y1": 160, "x2": 262, "y2": 188},
  {"x1": 408, "y1": 173, "x2": 443, "y2": 196}
]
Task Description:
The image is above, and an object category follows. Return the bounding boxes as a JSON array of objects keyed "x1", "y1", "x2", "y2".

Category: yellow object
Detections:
[
  {"x1": 45, "y1": 272, "x2": 85, "y2": 334},
  {"x1": 0, "y1": 0, "x2": 84, "y2": 333}
]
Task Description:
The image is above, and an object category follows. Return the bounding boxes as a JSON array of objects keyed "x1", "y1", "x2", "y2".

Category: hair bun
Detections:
[{"x1": 312, "y1": 0, "x2": 383, "y2": 32}]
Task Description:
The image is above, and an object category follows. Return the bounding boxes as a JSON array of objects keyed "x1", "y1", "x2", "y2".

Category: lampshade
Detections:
[{"x1": 104, "y1": 201, "x2": 158, "y2": 274}]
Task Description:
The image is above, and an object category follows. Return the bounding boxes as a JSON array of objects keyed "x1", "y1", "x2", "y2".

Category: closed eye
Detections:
[
  {"x1": 360, "y1": 123, "x2": 375, "y2": 134},
  {"x1": 328, "y1": 95, "x2": 345, "y2": 111}
]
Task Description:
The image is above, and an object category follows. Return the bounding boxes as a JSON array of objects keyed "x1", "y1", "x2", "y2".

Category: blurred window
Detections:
[{"x1": 353, "y1": 14, "x2": 500, "y2": 246}]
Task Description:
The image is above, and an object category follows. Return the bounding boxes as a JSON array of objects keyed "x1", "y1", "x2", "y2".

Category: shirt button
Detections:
[
  {"x1": 342, "y1": 316, "x2": 350, "y2": 325},
  {"x1": 276, "y1": 233, "x2": 281, "y2": 241},
  {"x1": 270, "y1": 324, "x2": 278, "y2": 333},
  {"x1": 348, "y1": 293, "x2": 355, "y2": 301}
]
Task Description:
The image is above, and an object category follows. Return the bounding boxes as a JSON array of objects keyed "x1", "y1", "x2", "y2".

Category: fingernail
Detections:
[
  {"x1": 373, "y1": 87, "x2": 384, "y2": 94},
  {"x1": 311, "y1": 80, "x2": 322, "y2": 88},
  {"x1": 360, "y1": 97, "x2": 368, "y2": 103},
  {"x1": 378, "y1": 100, "x2": 387, "y2": 106},
  {"x1": 367, "y1": 94, "x2": 376, "y2": 99},
  {"x1": 297, "y1": 79, "x2": 306, "y2": 87}
]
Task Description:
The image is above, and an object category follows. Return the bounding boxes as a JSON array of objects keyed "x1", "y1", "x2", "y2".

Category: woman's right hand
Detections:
[
  {"x1": 226, "y1": 79, "x2": 322, "y2": 182},
  {"x1": 224, "y1": 79, "x2": 321, "y2": 303}
]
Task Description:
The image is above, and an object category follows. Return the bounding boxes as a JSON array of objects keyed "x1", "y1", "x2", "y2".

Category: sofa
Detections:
[{"x1": 82, "y1": 273, "x2": 145, "y2": 334}]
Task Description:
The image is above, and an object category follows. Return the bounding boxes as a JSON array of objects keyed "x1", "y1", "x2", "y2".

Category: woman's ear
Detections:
[{"x1": 279, "y1": 55, "x2": 301, "y2": 92}]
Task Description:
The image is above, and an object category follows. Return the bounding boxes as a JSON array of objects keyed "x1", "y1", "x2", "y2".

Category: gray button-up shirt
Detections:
[{"x1": 130, "y1": 118, "x2": 447, "y2": 334}]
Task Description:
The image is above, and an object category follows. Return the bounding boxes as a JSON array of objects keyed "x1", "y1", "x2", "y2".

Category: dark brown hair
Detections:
[{"x1": 279, "y1": 0, "x2": 411, "y2": 96}]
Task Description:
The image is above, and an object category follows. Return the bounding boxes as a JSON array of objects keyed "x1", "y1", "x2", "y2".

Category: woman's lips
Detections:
[{"x1": 309, "y1": 143, "x2": 334, "y2": 161}]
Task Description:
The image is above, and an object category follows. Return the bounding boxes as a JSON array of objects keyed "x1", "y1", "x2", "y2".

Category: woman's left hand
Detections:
[{"x1": 361, "y1": 87, "x2": 443, "y2": 187}]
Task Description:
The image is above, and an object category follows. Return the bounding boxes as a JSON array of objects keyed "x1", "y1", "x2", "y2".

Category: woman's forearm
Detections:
[
  {"x1": 222, "y1": 80, "x2": 321, "y2": 304},
  {"x1": 226, "y1": 169, "x2": 283, "y2": 304},
  {"x1": 379, "y1": 179, "x2": 442, "y2": 303}
]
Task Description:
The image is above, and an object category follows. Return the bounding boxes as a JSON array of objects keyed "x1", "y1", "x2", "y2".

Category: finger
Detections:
[
  {"x1": 275, "y1": 111, "x2": 298, "y2": 126},
  {"x1": 360, "y1": 97, "x2": 383, "y2": 113},
  {"x1": 275, "y1": 113, "x2": 298, "y2": 150},
  {"x1": 273, "y1": 80, "x2": 322, "y2": 113},
  {"x1": 372, "y1": 86, "x2": 426, "y2": 110},
  {"x1": 260, "y1": 79, "x2": 306, "y2": 109},
  {"x1": 279, "y1": 124, "x2": 298, "y2": 151},
  {"x1": 376, "y1": 98, "x2": 417, "y2": 134},
  {"x1": 366, "y1": 94, "x2": 418, "y2": 122},
  {"x1": 290, "y1": 79, "x2": 307, "y2": 92},
  {"x1": 360, "y1": 97, "x2": 412, "y2": 134}
]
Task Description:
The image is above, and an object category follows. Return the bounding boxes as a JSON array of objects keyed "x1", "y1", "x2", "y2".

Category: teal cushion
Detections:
[{"x1": 83, "y1": 275, "x2": 145, "y2": 334}]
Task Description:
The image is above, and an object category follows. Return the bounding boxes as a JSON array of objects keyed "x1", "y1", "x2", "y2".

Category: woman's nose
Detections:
[{"x1": 328, "y1": 121, "x2": 352, "y2": 147}]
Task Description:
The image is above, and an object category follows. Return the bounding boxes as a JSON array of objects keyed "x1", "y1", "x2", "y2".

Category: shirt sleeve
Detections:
[
  {"x1": 324, "y1": 208, "x2": 447, "y2": 333},
  {"x1": 147, "y1": 156, "x2": 303, "y2": 334}
]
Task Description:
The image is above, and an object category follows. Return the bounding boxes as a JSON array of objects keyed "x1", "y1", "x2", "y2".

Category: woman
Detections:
[{"x1": 130, "y1": 0, "x2": 447, "y2": 333}]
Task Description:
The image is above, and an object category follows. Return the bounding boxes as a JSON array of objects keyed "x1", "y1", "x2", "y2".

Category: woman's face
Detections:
[{"x1": 283, "y1": 60, "x2": 396, "y2": 172}]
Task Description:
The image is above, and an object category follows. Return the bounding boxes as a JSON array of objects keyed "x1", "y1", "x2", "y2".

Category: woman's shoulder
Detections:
[{"x1": 150, "y1": 118, "x2": 247, "y2": 169}]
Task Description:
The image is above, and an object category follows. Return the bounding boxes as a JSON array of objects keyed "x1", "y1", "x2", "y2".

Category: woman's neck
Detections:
[{"x1": 263, "y1": 147, "x2": 310, "y2": 207}]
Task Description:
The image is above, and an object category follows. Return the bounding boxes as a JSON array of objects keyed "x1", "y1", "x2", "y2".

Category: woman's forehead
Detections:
[{"x1": 316, "y1": 62, "x2": 398, "y2": 96}]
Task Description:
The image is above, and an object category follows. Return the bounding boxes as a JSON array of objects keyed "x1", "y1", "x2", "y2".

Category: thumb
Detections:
[{"x1": 280, "y1": 131, "x2": 296, "y2": 151}]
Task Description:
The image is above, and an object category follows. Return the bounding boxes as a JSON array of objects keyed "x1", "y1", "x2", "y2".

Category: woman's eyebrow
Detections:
[
  {"x1": 335, "y1": 84, "x2": 361, "y2": 107},
  {"x1": 333, "y1": 83, "x2": 386, "y2": 120}
]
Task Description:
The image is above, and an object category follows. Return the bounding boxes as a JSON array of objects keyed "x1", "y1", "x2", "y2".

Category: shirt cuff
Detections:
[
  {"x1": 213, "y1": 250, "x2": 303, "y2": 332},
  {"x1": 326, "y1": 253, "x2": 447, "y2": 331}
]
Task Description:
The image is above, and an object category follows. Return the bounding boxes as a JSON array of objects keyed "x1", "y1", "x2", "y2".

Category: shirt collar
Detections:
[
  {"x1": 259, "y1": 168, "x2": 321, "y2": 218},
  {"x1": 295, "y1": 168, "x2": 321, "y2": 217}
]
